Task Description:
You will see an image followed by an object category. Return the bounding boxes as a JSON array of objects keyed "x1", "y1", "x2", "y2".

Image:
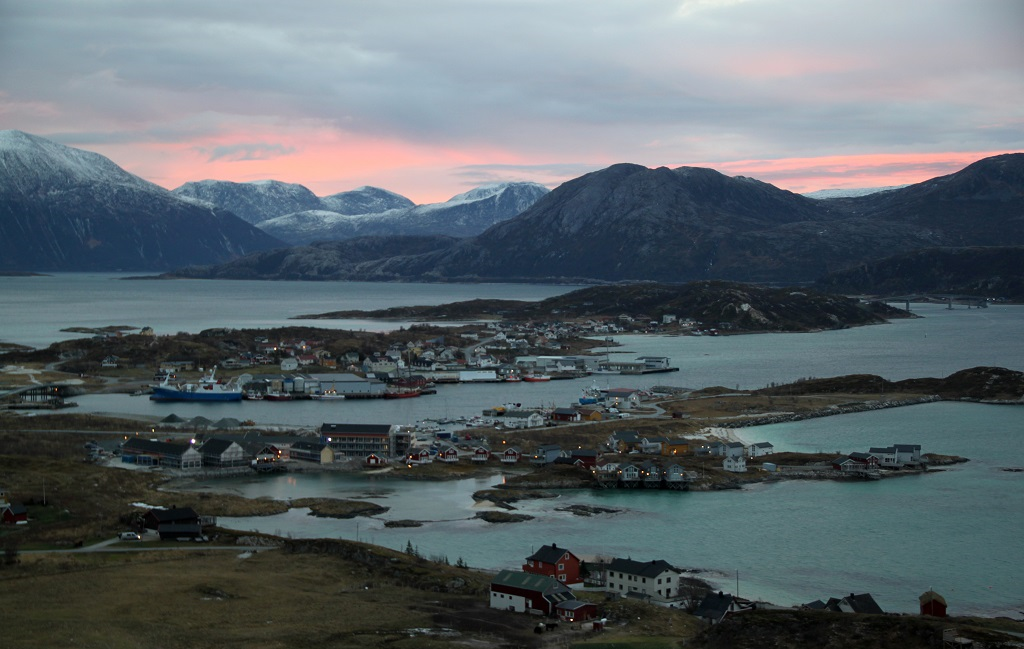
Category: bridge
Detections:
[
  {"x1": 0, "y1": 384, "x2": 78, "y2": 410},
  {"x1": 884, "y1": 294, "x2": 990, "y2": 310}
]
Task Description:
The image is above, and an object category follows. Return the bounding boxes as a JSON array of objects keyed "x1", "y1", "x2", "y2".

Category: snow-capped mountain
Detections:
[
  {"x1": 803, "y1": 185, "x2": 908, "y2": 199},
  {"x1": 319, "y1": 186, "x2": 414, "y2": 215},
  {"x1": 258, "y1": 181, "x2": 550, "y2": 245},
  {"x1": 172, "y1": 179, "x2": 324, "y2": 225},
  {"x1": 0, "y1": 131, "x2": 283, "y2": 271}
]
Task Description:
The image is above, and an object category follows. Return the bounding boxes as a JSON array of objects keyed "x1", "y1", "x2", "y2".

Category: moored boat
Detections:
[
  {"x1": 263, "y1": 391, "x2": 293, "y2": 401},
  {"x1": 522, "y1": 374, "x2": 551, "y2": 382},
  {"x1": 384, "y1": 388, "x2": 422, "y2": 399},
  {"x1": 149, "y1": 368, "x2": 243, "y2": 402},
  {"x1": 310, "y1": 390, "x2": 345, "y2": 400}
]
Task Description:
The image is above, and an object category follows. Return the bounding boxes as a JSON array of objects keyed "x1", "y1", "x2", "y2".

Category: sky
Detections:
[{"x1": 1, "y1": 0, "x2": 1022, "y2": 204}]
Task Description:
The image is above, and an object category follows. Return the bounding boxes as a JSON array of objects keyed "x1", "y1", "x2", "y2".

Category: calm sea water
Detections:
[
  {"x1": 0, "y1": 273, "x2": 576, "y2": 349},
  {"x1": 3, "y1": 275, "x2": 1023, "y2": 617}
]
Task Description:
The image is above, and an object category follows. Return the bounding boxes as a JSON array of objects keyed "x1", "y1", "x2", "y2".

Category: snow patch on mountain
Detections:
[
  {"x1": 803, "y1": 185, "x2": 908, "y2": 199},
  {"x1": 0, "y1": 130, "x2": 161, "y2": 194}
]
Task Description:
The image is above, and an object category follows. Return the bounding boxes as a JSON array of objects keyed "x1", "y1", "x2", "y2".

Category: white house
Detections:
[
  {"x1": 503, "y1": 411, "x2": 545, "y2": 429},
  {"x1": 894, "y1": 444, "x2": 922, "y2": 465},
  {"x1": 748, "y1": 442, "x2": 775, "y2": 458},
  {"x1": 723, "y1": 456, "x2": 747, "y2": 473},
  {"x1": 724, "y1": 441, "x2": 746, "y2": 459},
  {"x1": 605, "y1": 558, "x2": 681, "y2": 602},
  {"x1": 868, "y1": 446, "x2": 900, "y2": 467}
]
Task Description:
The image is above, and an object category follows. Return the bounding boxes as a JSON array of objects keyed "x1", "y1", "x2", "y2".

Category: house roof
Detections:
[
  {"x1": 490, "y1": 569, "x2": 572, "y2": 597},
  {"x1": 841, "y1": 593, "x2": 884, "y2": 614},
  {"x1": 556, "y1": 600, "x2": 593, "y2": 611},
  {"x1": 526, "y1": 544, "x2": 577, "y2": 565},
  {"x1": 919, "y1": 590, "x2": 946, "y2": 606},
  {"x1": 752, "y1": 442, "x2": 774, "y2": 448},
  {"x1": 894, "y1": 444, "x2": 921, "y2": 452},
  {"x1": 868, "y1": 446, "x2": 896, "y2": 454},
  {"x1": 146, "y1": 507, "x2": 199, "y2": 523},
  {"x1": 694, "y1": 591, "x2": 734, "y2": 621},
  {"x1": 607, "y1": 557, "x2": 678, "y2": 579},
  {"x1": 321, "y1": 423, "x2": 393, "y2": 435},
  {"x1": 122, "y1": 438, "x2": 196, "y2": 458},
  {"x1": 199, "y1": 438, "x2": 241, "y2": 455}
]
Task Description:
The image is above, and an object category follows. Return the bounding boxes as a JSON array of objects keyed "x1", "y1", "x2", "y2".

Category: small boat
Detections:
[
  {"x1": 522, "y1": 374, "x2": 551, "y2": 382},
  {"x1": 385, "y1": 388, "x2": 422, "y2": 399},
  {"x1": 263, "y1": 391, "x2": 293, "y2": 401},
  {"x1": 245, "y1": 390, "x2": 264, "y2": 400},
  {"x1": 311, "y1": 390, "x2": 345, "y2": 400}
]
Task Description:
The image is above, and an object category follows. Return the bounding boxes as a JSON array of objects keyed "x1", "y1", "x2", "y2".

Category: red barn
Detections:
[
  {"x1": 523, "y1": 543, "x2": 583, "y2": 586},
  {"x1": 556, "y1": 599, "x2": 599, "y2": 623},
  {"x1": 919, "y1": 590, "x2": 947, "y2": 617},
  {"x1": 1, "y1": 502, "x2": 27, "y2": 524}
]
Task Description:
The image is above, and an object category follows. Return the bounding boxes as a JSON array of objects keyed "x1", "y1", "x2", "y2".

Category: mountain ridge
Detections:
[{"x1": 0, "y1": 130, "x2": 284, "y2": 272}]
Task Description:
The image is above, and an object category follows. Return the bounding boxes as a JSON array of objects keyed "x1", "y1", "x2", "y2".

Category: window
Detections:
[{"x1": 558, "y1": 563, "x2": 564, "y2": 571}]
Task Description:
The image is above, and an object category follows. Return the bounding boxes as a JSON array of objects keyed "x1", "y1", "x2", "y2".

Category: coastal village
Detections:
[{"x1": 2, "y1": 314, "x2": 1018, "y2": 648}]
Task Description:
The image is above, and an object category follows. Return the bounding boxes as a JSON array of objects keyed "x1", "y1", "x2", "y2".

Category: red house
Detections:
[
  {"x1": 523, "y1": 543, "x2": 583, "y2": 586},
  {"x1": 500, "y1": 447, "x2": 522, "y2": 464},
  {"x1": 438, "y1": 446, "x2": 460, "y2": 463},
  {"x1": 556, "y1": 600, "x2": 599, "y2": 623},
  {"x1": 471, "y1": 447, "x2": 491, "y2": 463},
  {"x1": 1, "y1": 502, "x2": 27, "y2": 524},
  {"x1": 406, "y1": 449, "x2": 432, "y2": 465},
  {"x1": 919, "y1": 590, "x2": 947, "y2": 617}
]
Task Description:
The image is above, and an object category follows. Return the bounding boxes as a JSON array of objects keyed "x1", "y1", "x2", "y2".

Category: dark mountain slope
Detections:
[
  {"x1": 171, "y1": 235, "x2": 459, "y2": 280},
  {"x1": 816, "y1": 246, "x2": 1024, "y2": 299},
  {"x1": 0, "y1": 131, "x2": 283, "y2": 272},
  {"x1": 164, "y1": 153, "x2": 1024, "y2": 284},
  {"x1": 352, "y1": 164, "x2": 831, "y2": 282}
]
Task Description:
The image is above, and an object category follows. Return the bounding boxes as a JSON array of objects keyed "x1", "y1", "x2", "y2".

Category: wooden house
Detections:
[
  {"x1": 489, "y1": 569, "x2": 576, "y2": 616},
  {"x1": 121, "y1": 438, "x2": 203, "y2": 470},
  {"x1": 606, "y1": 558, "x2": 680, "y2": 602},
  {"x1": 523, "y1": 543, "x2": 583, "y2": 586},
  {"x1": 723, "y1": 456, "x2": 747, "y2": 473},
  {"x1": 1, "y1": 502, "x2": 28, "y2": 524},
  {"x1": 500, "y1": 447, "x2": 522, "y2": 464},
  {"x1": 437, "y1": 445, "x2": 460, "y2": 463},
  {"x1": 143, "y1": 506, "x2": 199, "y2": 531},
  {"x1": 289, "y1": 440, "x2": 334, "y2": 464},
  {"x1": 405, "y1": 448, "x2": 432, "y2": 465},
  {"x1": 662, "y1": 438, "x2": 691, "y2": 456},
  {"x1": 551, "y1": 408, "x2": 582, "y2": 423},
  {"x1": 894, "y1": 444, "x2": 922, "y2": 465},
  {"x1": 748, "y1": 442, "x2": 775, "y2": 457},
  {"x1": 363, "y1": 453, "x2": 388, "y2": 468},
  {"x1": 569, "y1": 448, "x2": 598, "y2": 468},
  {"x1": 198, "y1": 438, "x2": 248, "y2": 467},
  {"x1": 471, "y1": 446, "x2": 491, "y2": 463},
  {"x1": 919, "y1": 590, "x2": 947, "y2": 617},
  {"x1": 556, "y1": 599, "x2": 598, "y2": 623},
  {"x1": 531, "y1": 444, "x2": 564, "y2": 465}
]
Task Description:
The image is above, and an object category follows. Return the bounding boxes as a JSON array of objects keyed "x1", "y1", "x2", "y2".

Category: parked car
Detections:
[{"x1": 118, "y1": 531, "x2": 142, "y2": 541}]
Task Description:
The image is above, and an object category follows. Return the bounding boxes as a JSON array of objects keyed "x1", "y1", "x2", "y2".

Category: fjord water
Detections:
[{"x1": 3, "y1": 274, "x2": 1023, "y2": 616}]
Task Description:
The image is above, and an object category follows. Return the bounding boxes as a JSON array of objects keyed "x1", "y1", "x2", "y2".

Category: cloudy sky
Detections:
[{"x1": 1, "y1": 0, "x2": 1021, "y2": 203}]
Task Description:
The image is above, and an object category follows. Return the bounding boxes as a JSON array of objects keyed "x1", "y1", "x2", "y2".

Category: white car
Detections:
[{"x1": 118, "y1": 531, "x2": 142, "y2": 541}]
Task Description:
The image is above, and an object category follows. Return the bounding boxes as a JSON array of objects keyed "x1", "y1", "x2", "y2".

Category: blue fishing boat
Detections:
[{"x1": 150, "y1": 368, "x2": 243, "y2": 402}]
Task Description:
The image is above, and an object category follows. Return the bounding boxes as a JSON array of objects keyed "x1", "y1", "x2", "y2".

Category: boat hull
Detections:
[{"x1": 150, "y1": 387, "x2": 243, "y2": 402}]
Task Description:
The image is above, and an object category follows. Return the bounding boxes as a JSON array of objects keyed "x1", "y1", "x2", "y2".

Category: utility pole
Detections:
[{"x1": 736, "y1": 569, "x2": 740, "y2": 598}]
